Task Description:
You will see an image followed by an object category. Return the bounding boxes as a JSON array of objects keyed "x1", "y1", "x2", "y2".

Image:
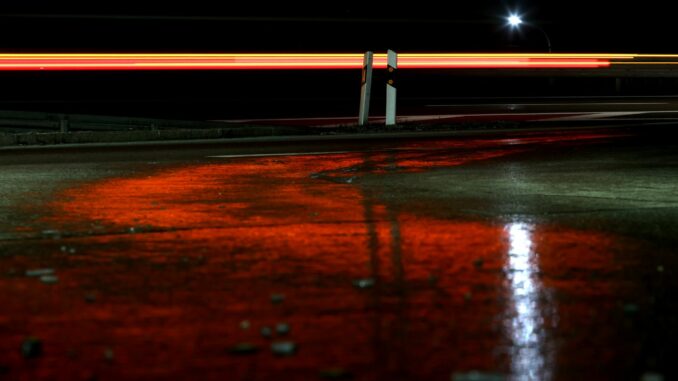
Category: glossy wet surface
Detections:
[{"x1": 1, "y1": 128, "x2": 677, "y2": 380}]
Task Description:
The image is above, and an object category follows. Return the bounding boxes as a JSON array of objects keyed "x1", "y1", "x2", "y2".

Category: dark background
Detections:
[
  {"x1": 1, "y1": 1, "x2": 674, "y2": 53},
  {"x1": 1, "y1": 1, "x2": 676, "y2": 120}
]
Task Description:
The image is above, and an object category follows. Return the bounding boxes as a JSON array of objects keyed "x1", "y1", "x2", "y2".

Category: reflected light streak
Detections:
[{"x1": 505, "y1": 222, "x2": 551, "y2": 381}]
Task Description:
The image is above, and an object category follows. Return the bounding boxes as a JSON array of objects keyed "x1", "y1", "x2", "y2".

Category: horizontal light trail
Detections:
[
  {"x1": 0, "y1": 53, "x2": 638, "y2": 57},
  {"x1": 0, "y1": 53, "x2": 676, "y2": 71}
]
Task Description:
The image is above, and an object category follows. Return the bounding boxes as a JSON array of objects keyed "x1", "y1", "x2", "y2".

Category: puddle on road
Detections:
[{"x1": 0, "y1": 133, "x2": 672, "y2": 380}]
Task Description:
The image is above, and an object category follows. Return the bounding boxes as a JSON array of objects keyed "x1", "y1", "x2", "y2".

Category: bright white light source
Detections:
[{"x1": 508, "y1": 14, "x2": 523, "y2": 27}]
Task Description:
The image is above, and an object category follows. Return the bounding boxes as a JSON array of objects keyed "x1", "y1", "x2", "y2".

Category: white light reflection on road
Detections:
[{"x1": 505, "y1": 222, "x2": 552, "y2": 381}]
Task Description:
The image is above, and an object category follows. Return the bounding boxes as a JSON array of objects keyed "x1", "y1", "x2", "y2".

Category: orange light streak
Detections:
[{"x1": 0, "y1": 53, "x2": 618, "y2": 71}]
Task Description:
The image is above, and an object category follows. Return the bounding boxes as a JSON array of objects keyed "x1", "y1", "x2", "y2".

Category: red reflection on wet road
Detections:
[{"x1": 0, "y1": 133, "x2": 655, "y2": 380}]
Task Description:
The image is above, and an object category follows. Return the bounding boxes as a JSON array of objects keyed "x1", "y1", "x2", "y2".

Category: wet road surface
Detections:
[{"x1": 1, "y1": 126, "x2": 677, "y2": 380}]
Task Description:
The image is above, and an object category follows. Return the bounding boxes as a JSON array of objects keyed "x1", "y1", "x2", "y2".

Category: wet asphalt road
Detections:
[{"x1": 1, "y1": 125, "x2": 677, "y2": 380}]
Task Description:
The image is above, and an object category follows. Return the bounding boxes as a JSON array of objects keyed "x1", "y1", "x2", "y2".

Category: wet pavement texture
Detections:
[{"x1": 1, "y1": 127, "x2": 677, "y2": 380}]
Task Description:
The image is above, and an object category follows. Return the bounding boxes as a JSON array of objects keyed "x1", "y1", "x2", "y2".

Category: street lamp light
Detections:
[
  {"x1": 507, "y1": 14, "x2": 552, "y2": 53},
  {"x1": 508, "y1": 14, "x2": 522, "y2": 27}
]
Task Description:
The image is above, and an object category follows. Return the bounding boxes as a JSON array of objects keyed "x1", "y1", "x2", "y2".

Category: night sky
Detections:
[{"x1": 0, "y1": 1, "x2": 675, "y2": 53}]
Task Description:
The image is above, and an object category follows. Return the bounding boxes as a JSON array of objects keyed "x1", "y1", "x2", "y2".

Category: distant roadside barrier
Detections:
[
  {"x1": 0, "y1": 109, "x2": 235, "y2": 133},
  {"x1": 0, "y1": 109, "x2": 315, "y2": 147}
]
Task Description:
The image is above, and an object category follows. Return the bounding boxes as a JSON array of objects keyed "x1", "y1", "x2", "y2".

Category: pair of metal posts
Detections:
[{"x1": 359, "y1": 50, "x2": 397, "y2": 126}]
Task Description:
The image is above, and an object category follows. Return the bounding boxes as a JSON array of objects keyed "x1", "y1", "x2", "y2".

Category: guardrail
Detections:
[
  {"x1": 0, "y1": 110, "x2": 236, "y2": 133},
  {"x1": 0, "y1": 109, "x2": 314, "y2": 147}
]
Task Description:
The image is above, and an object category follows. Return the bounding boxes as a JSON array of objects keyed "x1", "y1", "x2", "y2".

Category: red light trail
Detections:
[{"x1": 0, "y1": 53, "x2": 629, "y2": 71}]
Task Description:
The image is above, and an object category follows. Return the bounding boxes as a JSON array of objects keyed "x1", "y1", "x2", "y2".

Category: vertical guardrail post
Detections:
[
  {"x1": 385, "y1": 50, "x2": 398, "y2": 126},
  {"x1": 358, "y1": 51, "x2": 374, "y2": 126},
  {"x1": 59, "y1": 115, "x2": 69, "y2": 133}
]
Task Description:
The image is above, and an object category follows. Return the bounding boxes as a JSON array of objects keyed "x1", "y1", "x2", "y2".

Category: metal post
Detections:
[
  {"x1": 358, "y1": 51, "x2": 374, "y2": 126},
  {"x1": 385, "y1": 50, "x2": 398, "y2": 126},
  {"x1": 59, "y1": 116, "x2": 69, "y2": 133}
]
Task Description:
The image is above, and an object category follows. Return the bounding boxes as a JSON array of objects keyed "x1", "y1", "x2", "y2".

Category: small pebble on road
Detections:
[
  {"x1": 260, "y1": 326, "x2": 273, "y2": 338},
  {"x1": 40, "y1": 275, "x2": 59, "y2": 284},
  {"x1": 25, "y1": 269, "x2": 55, "y2": 277},
  {"x1": 41, "y1": 230, "x2": 61, "y2": 239},
  {"x1": 239, "y1": 320, "x2": 251, "y2": 330},
  {"x1": 271, "y1": 341, "x2": 297, "y2": 356},
  {"x1": 352, "y1": 278, "x2": 376, "y2": 289},
  {"x1": 276, "y1": 323, "x2": 290, "y2": 335},
  {"x1": 21, "y1": 338, "x2": 42, "y2": 359}
]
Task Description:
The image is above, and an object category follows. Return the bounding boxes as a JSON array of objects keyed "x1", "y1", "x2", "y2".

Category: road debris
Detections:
[
  {"x1": 40, "y1": 275, "x2": 59, "y2": 284},
  {"x1": 271, "y1": 341, "x2": 297, "y2": 356},
  {"x1": 25, "y1": 269, "x2": 55, "y2": 277},
  {"x1": 21, "y1": 338, "x2": 42, "y2": 359},
  {"x1": 260, "y1": 326, "x2": 273, "y2": 338},
  {"x1": 275, "y1": 323, "x2": 291, "y2": 335},
  {"x1": 352, "y1": 278, "x2": 376, "y2": 289}
]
